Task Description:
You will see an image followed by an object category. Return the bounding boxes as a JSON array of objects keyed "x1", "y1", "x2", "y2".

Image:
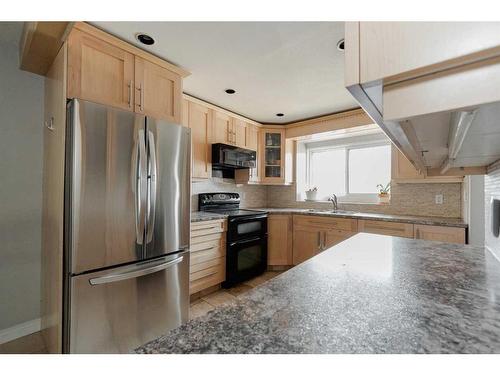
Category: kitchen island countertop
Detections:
[{"x1": 136, "y1": 233, "x2": 500, "y2": 354}]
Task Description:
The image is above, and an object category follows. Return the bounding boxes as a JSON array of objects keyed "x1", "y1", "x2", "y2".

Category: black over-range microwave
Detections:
[{"x1": 212, "y1": 143, "x2": 256, "y2": 170}]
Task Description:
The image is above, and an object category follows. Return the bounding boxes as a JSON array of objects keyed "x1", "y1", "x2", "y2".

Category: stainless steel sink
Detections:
[{"x1": 306, "y1": 209, "x2": 357, "y2": 215}]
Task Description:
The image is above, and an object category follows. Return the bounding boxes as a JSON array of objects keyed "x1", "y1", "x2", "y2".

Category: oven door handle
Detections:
[
  {"x1": 229, "y1": 236, "x2": 265, "y2": 247},
  {"x1": 229, "y1": 214, "x2": 268, "y2": 223}
]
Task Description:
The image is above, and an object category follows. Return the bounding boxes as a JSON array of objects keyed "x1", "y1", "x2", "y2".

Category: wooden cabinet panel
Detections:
[
  {"x1": 391, "y1": 145, "x2": 424, "y2": 180},
  {"x1": 268, "y1": 215, "x2": 293, "y2": 266},
  {"x1": 181, "y1": 98, "x2": 189, "y2": 127},
  {"x1": 294, "y1": 215, "x2": 358, "y2": 232},
  {"x1": 358, "y1": 22, "x2": 500, "y2": 84},
  {"x1": 246, "y1": 124, "x2": 259, "y2": 151},
  {"x1": 232, "y1": 118, "x2": 247, "y2": 148},
  {"x1": 414, "y1": 225, "x2": 466, "y2": 244},
  {"x1": 189, "y1": 219, "x2": 227, "y2": 294},
  {"x1": 135, "y1": 56, "x2": 181, "y2": 123},
  {"x1": 260, "y1": 128, "x2": 286, "y2": 184},
  {"x1": 188, "y1": 101, "x2": 212, "y2": 179},
  {"x1": 292, "y1": 228, "x2": 321, "y2": 266},
  {"x1": 358, "y1": 219, "x2": 414, "y2": 238},
  {"x1": 324, "y1": 230, "x2": 356, "y2": 249},
  {"x1": 67, "y1": 28, "x2": 134, "y2": 110},
  {"x1": 213, "y1": 110, "x2": 232, "y2": 144}
]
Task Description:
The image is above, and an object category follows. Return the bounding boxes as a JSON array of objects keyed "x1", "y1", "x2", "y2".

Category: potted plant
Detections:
[
  {"x1": 376, "y1": 182, "x2": 391, "y2": 204},
  {"x1": 305, "y1": 187, "x2": 318, "y2": 201}
]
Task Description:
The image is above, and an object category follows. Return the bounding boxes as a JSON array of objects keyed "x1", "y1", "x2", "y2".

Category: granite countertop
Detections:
[
  {"x1": 191, "y1": 208, "x2": 467, "y2": 228},
  {"x1": 136, "y1": 233, "x2": 500, "y2": 354},
  {"x1": 191, "y1": 211, "x2": 228, "y2": 222}
]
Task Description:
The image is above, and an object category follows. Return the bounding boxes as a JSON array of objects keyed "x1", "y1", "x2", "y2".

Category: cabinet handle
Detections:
[
  {"x1": 322, "y1": 231, "x2": 326, "y2": 250},
  {"x1": 138, "y1": 83, "x2": 144, "y2": 111},
  {"x1": 44, "y1": 116, "x2": 55, "y2": 131},
  {"x1": 127, "y1": 81, "x2": 132, "y2": 108},
  {"x1": 317, "y1": 232, "x2": 321, "y2": 250}
]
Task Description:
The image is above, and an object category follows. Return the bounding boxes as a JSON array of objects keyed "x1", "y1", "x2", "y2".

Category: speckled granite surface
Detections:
[
  {"x1": 136, "y1": 233, "x2": 500, "y2": 354},
  {"x1": 191, "y1": 211, "x2": 228, "y2": 222},
  {"x1": 256, "y1": 208, "x2": 467, "y2": 228},
  {"x1": 191, "y1": 208, "x2": 467, "y2": 228}
]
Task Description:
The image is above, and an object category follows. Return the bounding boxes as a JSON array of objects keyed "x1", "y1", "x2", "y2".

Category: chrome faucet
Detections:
[{"x1": 328, "y1": 194, "x2": 338, "y2": 212}]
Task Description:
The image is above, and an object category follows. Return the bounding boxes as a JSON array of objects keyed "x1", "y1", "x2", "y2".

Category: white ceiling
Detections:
[{"x1": 92, "y1": 22, "x2": 358, "y2": 124}]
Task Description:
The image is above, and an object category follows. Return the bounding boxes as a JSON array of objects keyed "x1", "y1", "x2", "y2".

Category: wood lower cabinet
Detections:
[
  {"x1": 292, "y1": 228, "x2": 321, "y2": 265},
  {"x1": 68, "y1": 28, "x2": 134, "y2": 110},
  {"x1": 190, "y1": 219, "x2": 226, "y2": 294},
  {"x1": 414, "y1": 224, "x2": 466, "y2": 244},
  {"x1": 267, "y1": 215, "x2": 293, "y2": 266},
  {"x1": 358, "y1": 219, "x2": 414, "y2": 238},
  {"x1": 134, "y1": 56, "x2": 181, "y2": 123},
  {"x1": 292, "y1": 215, "x2": 357, "y2": 265},
  {"x1": 187, "y1": 100, "x2": 212, "y2": 179}
]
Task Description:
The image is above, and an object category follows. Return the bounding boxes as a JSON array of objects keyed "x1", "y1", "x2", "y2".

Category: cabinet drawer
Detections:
[
  {"x1": 191, "y1": 237, "x2": 225, "y2": 253},
  {"x1": 189, "y1": 262, "x2": 225, "y2": 294},
  {"x1": 414, "y1": 225, "x2": 466, "y2": 244},
  {"x1": 191, "y1": 219, "x2": 225, "y2": 238},
  {"x1": 190, "y1": 256, "x2": 225, "y2": 275},
  {"x1": 191, "y1": 246, "x2": 225, "y2": 267},
  {"x1": 293, "y1": 215, "x2": 358, "y2": 232},
  {"x1": 358, "y1": 219, "x2": 414, "y2": 238}
]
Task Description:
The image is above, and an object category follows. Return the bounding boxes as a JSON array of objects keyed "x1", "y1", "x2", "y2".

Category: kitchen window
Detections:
[{"x1": 301, "y1": 132, "x2": 391, "y2": 203}]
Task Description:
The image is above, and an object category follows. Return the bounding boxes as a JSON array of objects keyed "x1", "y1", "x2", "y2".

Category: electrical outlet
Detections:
[{"x1": 435, "y1": 194, "x2": 444, "y2": 204}]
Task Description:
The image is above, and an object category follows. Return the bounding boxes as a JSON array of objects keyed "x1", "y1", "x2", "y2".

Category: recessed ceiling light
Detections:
[
  {"x1": 336, "y1": 38, "x2": 345, "y2": 51},
  {"x1": 136, "y1": 33, "x2": 155, "y2": 45},
  {"x1": 276, "y1": 113, "x2": 284, "y2": 117},
  {"x1": 225, "y1": 89, "x2": 236, "y2": 94}
]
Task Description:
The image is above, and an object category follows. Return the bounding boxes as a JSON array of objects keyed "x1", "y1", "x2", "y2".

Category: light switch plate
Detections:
[{"x1": 435, "y1": 194, "x2": 444, "y2": 204}]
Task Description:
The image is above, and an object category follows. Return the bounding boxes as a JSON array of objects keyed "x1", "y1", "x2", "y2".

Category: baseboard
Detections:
[{"x1": 0, "y1": 318, "x2": 41, "y2": 345}]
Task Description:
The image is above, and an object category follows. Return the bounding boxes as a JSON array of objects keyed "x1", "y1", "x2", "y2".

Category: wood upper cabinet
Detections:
[
  {"x1": 181, "y1": 98, "x2": 189, "y2": 127},
  {"x1": 232, "y1": 118, "x2": 247, "y2": 148},
  {"x1": 246, "y1": 124, "x2": 259, "y2": 151},
  {"x1": 67, "y1": 28, "x2": 134, "y2": 110},
  {"x1": 213, "y1": 110, "x2": 232, "y2": 144},
  {"x1": 67, "y1": 24, "x2": 186, "y2": 121},
  {"x1": 391, "y1": 145, "x2": 463, "y2": 183},
  {"x1": 414, "y1": 224, "x2": 466, "y2": 244},
  {"x1": 134, "y1": 57, "x2": 181, "y2": 123},
  {"x1": 268, "y1": 215, "x2": 293, "y2": 266},
  {"x1": 260, "y1": 128, "x2": 286, "y2": 184},
  {"x1": 187, "y1": 100, "x2": 212, "y2": 179}
]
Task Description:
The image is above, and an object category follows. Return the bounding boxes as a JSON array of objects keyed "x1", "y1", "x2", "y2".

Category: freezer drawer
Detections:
[{"x1": 67, "y1": 251, "x2": 189, "y2": 353}]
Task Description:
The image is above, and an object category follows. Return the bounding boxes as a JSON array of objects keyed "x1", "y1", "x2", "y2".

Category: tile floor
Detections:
[
  {"x1": 189, "y1": 271, "x2": 283, "y2": 320},
  {"x1": 0, "y1": 271, "x2": 283, "y2": 354}
]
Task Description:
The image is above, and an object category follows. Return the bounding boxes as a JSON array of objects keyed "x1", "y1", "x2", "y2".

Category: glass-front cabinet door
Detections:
[{"x1": 260, "y1": 128, "x2": 285, "y2": 183}]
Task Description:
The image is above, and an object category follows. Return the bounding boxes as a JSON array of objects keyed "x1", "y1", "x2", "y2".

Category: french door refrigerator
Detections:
[{"x1": 63, "y1": 99, "x2": 191, "y2": 353}]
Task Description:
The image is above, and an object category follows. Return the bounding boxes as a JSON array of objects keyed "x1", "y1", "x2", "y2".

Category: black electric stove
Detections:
[{"x1": 198, "y1": 193, "x2": 268, "y2": 287}]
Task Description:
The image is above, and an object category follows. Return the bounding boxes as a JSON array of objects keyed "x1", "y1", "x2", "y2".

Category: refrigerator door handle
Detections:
[
  {"x1": 135, "y1": 129, "x2": 147, "y2": 245},
  {"x1": 146, "y1": 130, "x2": 157, "y2": 243},
  {"x1": 89, "y1": 255, "x2": 184, "y2": 286}
]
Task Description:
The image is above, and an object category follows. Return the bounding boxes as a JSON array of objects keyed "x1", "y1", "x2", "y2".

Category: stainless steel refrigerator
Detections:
[{"x1": 63, "y1": 99, "x2": 191, "y2": 353}]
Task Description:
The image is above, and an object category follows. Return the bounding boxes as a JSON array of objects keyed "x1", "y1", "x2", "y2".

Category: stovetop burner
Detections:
[{"x1": 198, "y1": 192, "x2": 266, "y2": 217}]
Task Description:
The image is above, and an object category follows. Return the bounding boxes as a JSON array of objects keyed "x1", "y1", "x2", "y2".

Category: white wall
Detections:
[{"x1": 0, "y1": 23, "x2": 44, "y2": 335}]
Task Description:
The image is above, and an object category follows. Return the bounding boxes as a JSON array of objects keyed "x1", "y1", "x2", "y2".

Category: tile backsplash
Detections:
[
  {"x1": 192, "y1": 178, "x2": 462, "y2": 218},
  {"x1": 266, "y1": 182, "x2": 462, "y2": 218}
]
